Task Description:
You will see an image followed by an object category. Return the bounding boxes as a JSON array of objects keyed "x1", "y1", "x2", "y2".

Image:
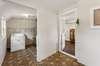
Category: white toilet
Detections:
[{"x1": 11, "y1": 33, "x2": 25, "y2": 52}]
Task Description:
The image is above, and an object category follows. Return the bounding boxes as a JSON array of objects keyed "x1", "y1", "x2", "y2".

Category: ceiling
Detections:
[
  {"x1": 36, "y1": 0, "x2": 78, "y2": 11},
  {"x1": 5, "y1": 0, "x2": 79, "y2": 12},
  {"x1": 0, "y1": 0, "x2": 4, "y2": 6}
]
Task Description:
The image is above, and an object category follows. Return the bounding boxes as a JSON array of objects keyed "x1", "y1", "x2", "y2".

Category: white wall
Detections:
[
  {"x1": 75, "y1": 0, "x2": 100, "y2": 66},
  {"x1": 7, "y1": 0, "x2": 58, "y2": 62},
  {"x1": 0, "y1": 38, "x2": 6, "y2": 66},
  {"x1": 0, "y1": 1, "x2": 7, "y2": 66},
  {"x1": 0, "y1": 17, "x2": 7, "y2": 66},
  {"x1": 0, "y1": 0, "x2": 4, "y2": 36},
  {"x1": 0, "y1": 0, "x2": 4, "y2": 7},
  {"x1": 37, "y1": 9, "x2": 58, "y2": 61}
]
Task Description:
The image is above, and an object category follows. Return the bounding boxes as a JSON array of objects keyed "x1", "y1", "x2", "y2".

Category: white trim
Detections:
[
  {"x1": 90, "y1": 6, "x2": 100, "y2": 28},
  {"x1": 58, "y1": 8, "x2": 78, "y2": 59},
  {"x1": 60, "y1": 8, "x2": 78, "y2": 16},
  {"x1": 59, "y1": 4, "x2": 78, "y2": 15}
]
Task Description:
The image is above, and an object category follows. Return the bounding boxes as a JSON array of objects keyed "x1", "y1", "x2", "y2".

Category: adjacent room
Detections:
[
  {"x1": 0, "y1": 1, "x2": 37, "y2": 66},
  {"x1": 63, "y1": 23, "x2": 76, "y2": 55},
  {"x1": 59, "y1": 8, "x2": 77, "y2": 57}
]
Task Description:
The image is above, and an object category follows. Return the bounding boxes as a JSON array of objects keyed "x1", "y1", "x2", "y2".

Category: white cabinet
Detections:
[{"x1": 11, "y1": 33, "x2": 25, "y2": 52}]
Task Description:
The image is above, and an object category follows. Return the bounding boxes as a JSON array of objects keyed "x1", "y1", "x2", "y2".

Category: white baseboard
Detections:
[
  {"x1": 60, "y1": 50, "x2": 77, "y2": 59},
  {"x1": 37, "y1": 50, "x2": 57, "y2": 62}
]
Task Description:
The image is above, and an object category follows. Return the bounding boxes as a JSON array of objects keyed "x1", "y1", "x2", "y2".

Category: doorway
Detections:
[
  {"x1": 59, "y1": 8, "x2": 77, "y2": 58},
  {"x1": 6, "y1": 16, "x2": 37, "y2": 51},
  {"x1": 1, "y1": 2, "x2": 38, "y2": 66},
  {"x1": 62, "y1": 23, "x2": 76, "y2": 56}
]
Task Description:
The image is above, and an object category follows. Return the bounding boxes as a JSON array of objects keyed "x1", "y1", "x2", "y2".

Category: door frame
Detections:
[{"x1": 58, "y1": 8, "x2": 78, "y2": 59}]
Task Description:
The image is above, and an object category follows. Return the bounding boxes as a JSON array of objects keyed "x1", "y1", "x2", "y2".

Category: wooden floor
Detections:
[
  {"x1": 2, "y1": 46, "x2": 84, "y2": 66},
  {"x1": 63, "y1": 41, "x2": 75, "y2": 55}
]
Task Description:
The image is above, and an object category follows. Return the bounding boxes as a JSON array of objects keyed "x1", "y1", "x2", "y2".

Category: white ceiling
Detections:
[
  {"x1": 0, "y1": 0, "x2": 4, "y2": 6},
  {"x1": 35, "y1": 0, "x2": 78, "y2": 11},
  {"x1": 5, "y1": 0, "x2": 79, "y2": 11}
]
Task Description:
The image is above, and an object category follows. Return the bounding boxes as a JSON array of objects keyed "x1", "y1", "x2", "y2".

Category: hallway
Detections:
[
  {"x1": 2, "y1": 46, "x2": 84, "y2": 66},
  {"x1": 63, "y1": 41, "x2": 75, "y2": 55}
]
